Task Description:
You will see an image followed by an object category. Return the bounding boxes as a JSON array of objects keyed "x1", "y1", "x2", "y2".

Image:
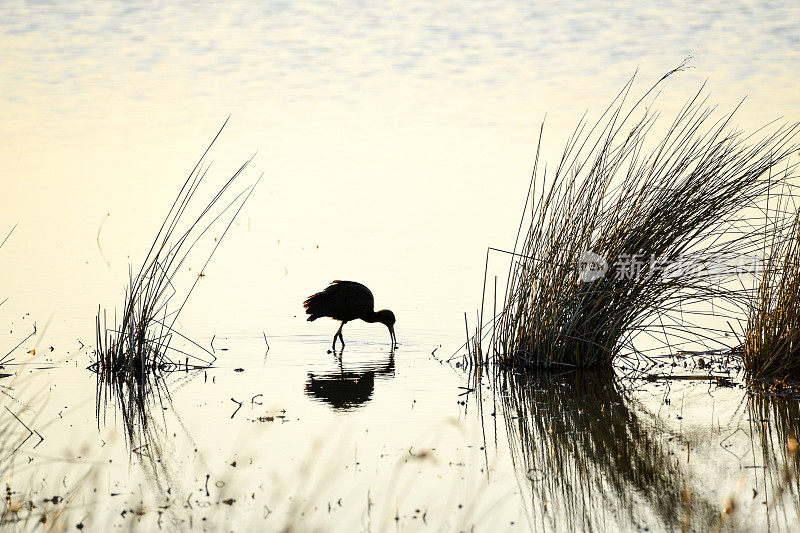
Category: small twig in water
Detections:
[
  {"x1": 97, "y1": 212, "x2": 111, "y2": 266},
  {"x1": 1, "y1": 323, "x2": 37, "y2": 366},
  {"x1": 230, "y1": 398, "x2": 243, "y2": 419},
  {"x1": 4, "y1": 406, "x2": 44, "y2": 454}
]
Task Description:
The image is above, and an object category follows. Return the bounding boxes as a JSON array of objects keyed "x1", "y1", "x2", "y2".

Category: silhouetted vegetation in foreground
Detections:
[{"x1": 468, "y1": 65, "x2": 800, "y2": 371}]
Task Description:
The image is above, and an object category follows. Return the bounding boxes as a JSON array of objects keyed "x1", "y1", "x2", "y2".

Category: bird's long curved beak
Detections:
[{"x1": 389, "y1": 325, "x2": 397, "y2": 348}]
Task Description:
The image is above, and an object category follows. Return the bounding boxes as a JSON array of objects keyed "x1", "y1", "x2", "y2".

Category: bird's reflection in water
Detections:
[{"x1": 305, "y1": 353, "x2": 395, "y2": 410}]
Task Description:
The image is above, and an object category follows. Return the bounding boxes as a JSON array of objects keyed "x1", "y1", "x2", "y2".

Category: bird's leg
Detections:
[
  {"x1": 332, "y1": 322, "x2": 345, "y2": 351},
  {"x1": 340, "y1": 321, "x2": 347, "y2": 348}
]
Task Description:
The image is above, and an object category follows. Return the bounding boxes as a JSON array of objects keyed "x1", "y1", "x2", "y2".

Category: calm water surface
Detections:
[{"x1": 1, "y1": 1, "x2": 799, "y2": 531}]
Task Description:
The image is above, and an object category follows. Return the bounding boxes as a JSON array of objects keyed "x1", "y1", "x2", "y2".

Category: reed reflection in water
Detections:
[
  {"x1": 495, "y1": 370, "x2": 719, "y2": 531},
  {"x1": 748, "y1": 390, "x2": 800, "y2": 528},
  {"x1": 92, "y1": 360, "x2": 205, "y2": 518}
]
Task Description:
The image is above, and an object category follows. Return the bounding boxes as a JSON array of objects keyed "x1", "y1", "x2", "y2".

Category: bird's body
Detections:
[{"x1": 304, "y1": 281, "x2": 396, "y2": 350}]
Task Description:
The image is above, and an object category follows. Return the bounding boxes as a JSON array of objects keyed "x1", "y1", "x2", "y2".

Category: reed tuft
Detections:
[
  {"x1": 92, "y1": 120, "x2": 259, "y2": 390},
  {"x1": 487, "y1": 68, "x2": 800, "y2": 370}
]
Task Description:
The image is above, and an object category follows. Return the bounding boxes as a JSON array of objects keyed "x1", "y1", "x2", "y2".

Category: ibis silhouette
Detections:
[{"x1": 303, "y1": 280, "x2": 396, "y2": 350}]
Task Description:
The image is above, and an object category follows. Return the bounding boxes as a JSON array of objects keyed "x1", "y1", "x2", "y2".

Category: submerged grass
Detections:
[
  {"x1": 92, "y1": 120, "x2": 259, "y2": 441},
  {"x1": 480, "y1": 66, "x2": 800, "y2": 370},
  {"x1": 745, "y1": 208, "x2": 800, "y2": 379}
]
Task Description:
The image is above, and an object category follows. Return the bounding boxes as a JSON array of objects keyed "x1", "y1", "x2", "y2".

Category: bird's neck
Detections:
[{"x1": 361, "y1": 310, "x2": 381, "y2": 323}]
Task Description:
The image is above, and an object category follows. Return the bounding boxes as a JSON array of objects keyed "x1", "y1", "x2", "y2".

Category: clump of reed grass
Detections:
[
  {"x1": 485, "y1": 66, "x2": 800, "y2": 370},
  {"x1": 745, "y1": 210, "x2": 800, "y2": 379},
  {"x1": 92, "y1": 120, "x2": 259, "y2": 410}
]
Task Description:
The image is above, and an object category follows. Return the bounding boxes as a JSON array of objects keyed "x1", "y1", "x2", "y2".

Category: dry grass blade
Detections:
[{"x1": 0, "y1": 223, "x2": 16, "y2": 252}]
